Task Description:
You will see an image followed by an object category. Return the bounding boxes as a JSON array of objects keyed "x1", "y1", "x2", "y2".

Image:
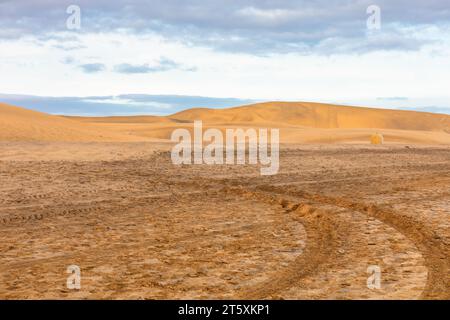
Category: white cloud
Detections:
[{"x1": 0, "y1": 28, "x2": 450, "y2": 110}]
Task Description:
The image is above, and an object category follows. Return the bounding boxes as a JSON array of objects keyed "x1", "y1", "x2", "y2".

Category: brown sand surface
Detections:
[{"x1": 0, "y1": 142, "x2": 448, "y2": 299}]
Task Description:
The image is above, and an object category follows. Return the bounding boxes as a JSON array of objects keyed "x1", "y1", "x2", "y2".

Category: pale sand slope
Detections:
[{"x1": 2, "y1": 101, "x2": 450, "y2": 143}]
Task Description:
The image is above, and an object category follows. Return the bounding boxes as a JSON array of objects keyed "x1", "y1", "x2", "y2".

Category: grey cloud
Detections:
[
  {"x1": 114, "y1": 58, "x2": 192, "y2": 74},
  {"x1": 0, "y1": 1, "x2": 449, "y2": 54},
  {"x1": 79, "y1": 63, "x2": 105, "y2": 73},
  {"x1": 114, "y1": 63, "x2": 155, "y2": 74}
]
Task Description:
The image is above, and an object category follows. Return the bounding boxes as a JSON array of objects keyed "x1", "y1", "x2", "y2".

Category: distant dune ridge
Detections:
[{"x1": 1, "y1": 101, "x2": 450, "y2": 144}]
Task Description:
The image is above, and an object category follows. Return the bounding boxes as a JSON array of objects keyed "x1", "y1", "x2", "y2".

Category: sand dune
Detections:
[
  {"x1": 69, "y1": 101, "x2": 450, "y2": 144},
  {"x1": 2, "y1": 101, "x2": 450, "y2": 144},
  {"x1": 0, "y1": 103, "x2": 144, "y2": 142},
  {"x1": 169, "y1": 102, "x2": 450, "y2": 131}
]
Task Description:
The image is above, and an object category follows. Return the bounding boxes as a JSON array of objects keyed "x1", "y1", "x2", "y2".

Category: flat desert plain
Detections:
[{"x1": 0, "y1": 102, "x2": 449, "y2": 299}]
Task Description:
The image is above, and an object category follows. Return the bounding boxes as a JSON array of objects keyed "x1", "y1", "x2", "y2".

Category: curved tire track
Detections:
[
  {"x1": 219, "y1": 187, "x2": 344, "y2": 299},
  {"x1": 254, "y1": 185, "x2": 449, "y2": 300}
]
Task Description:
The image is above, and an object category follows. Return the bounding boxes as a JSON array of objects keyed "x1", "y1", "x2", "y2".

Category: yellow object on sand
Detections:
[{"x1": 371, "y1": 133, "x2": 384, "y2": 145}]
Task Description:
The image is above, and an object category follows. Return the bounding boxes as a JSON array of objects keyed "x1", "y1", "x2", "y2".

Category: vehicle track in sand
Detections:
[
  {"x1": 241, "y1": 185, "x2": 448, "y2": 299},
  {"x1": 201, "y1": 187, "x2": 422, "y2": 299}
]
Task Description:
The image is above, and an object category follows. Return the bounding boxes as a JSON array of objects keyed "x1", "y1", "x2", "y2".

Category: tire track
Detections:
[
  {"x1": 216, "y1": 187, "x2": 343, "y2": 299},
  {"x1": 253, "y1": 185, "x2": 449, "y2": 300}
]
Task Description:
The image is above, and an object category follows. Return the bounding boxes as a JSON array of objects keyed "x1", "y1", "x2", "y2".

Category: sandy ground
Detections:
[{"x1": 0, "y1": 142, "x2": 448, "y2": 299}]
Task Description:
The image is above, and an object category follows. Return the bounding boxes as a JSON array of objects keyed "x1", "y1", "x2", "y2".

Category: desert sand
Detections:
[{"x1": 0, "y1": 101, "x2": 449, "y2": 299}]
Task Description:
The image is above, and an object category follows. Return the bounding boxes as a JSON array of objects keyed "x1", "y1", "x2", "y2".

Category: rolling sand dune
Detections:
[
  {"x1": 66, "y1": 101, "x2": 450, "y2": 144},
  {"x1": 0, "y1": 102, "x2": 450, "y2": 144},
  {"x1": 170, "y1": 102, "x2": 450, "y2": 131},
  {"x1": 1, "y1": 101, "x2": 450, "y2": 144}
]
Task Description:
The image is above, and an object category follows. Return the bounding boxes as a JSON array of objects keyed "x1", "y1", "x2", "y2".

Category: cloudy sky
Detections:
[{"x1": 0, "y1": 0, "x2": 449, "y2": 115}]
